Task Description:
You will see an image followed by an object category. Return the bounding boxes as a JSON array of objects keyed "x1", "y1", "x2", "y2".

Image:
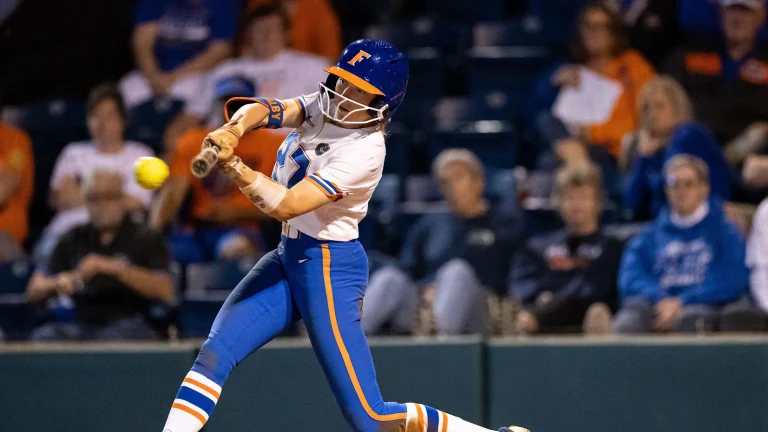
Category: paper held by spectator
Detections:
[{"x1": 553, "y1": 67, "x2": 623, "y2": 125}]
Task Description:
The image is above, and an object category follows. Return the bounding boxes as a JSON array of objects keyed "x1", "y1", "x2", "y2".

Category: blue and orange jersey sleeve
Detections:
[{"x1": 307, "y1": 172, "x2": 345, "y2": 201}]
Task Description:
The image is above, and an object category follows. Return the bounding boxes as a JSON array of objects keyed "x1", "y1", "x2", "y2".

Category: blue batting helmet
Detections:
[{"x1": 324, "y1": 39, "x2": 409, "y2": 122}]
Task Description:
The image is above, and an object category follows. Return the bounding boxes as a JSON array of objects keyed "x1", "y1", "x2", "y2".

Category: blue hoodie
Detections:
[
  {"x1": 618, "y1": 200, "x2": 748, "y2": 306},
  {"x1": 623, "y1": 122, "x2": 730, "y2": 220}
]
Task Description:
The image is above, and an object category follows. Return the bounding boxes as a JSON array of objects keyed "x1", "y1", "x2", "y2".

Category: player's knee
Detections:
[{"x1": 192, "y1": 337, "x2": 237, "y2": 384}]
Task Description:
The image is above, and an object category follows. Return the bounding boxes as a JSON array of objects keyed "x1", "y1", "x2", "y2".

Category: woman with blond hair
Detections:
[{"x1": 622, "y1": 75, "x2": 730, "y2": 220}]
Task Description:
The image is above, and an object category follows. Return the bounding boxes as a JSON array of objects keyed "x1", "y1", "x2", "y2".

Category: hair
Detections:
[
  {"x1": 552, "y1": 161, "x2": 604, "y2": 202},
  {"x1": 86, "y1": 84, "x2": 127, "y2": 120},
  {"x1": 571, "y1": 3, "x2": 630, "y2": 62},
  {"x1": 244, "y1": 3, "x2": 291, "y2": 33},
  {"x1": 638, "y1": 75, "x2": 694, "y2": 131},
  {"x1": 431, "y1": 148, "x2": 485, "y2": 180},
  {"x1": 663, "y1": 154, "x2": 710, "y2": 183}
]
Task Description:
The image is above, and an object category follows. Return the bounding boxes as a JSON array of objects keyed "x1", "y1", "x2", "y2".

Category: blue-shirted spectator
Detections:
[
  {"x1": 622, "y1": 76, "x2": 730, "y2": 220},
  {"x1": 614, "y1": 155, "x2": 749, "y2": 333},
  {"x1": 361, "y1": 149, "x2": 525, "y2": 335},
  {"x1": 119, "y1": 0, "x2": 237, "y2": 111}
]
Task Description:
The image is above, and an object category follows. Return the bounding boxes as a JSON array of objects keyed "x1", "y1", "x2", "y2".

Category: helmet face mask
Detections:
[
  {"x1": 318, "y1": 78, "x2": 389, "y2": 126},
  {"x1": 318, "y1": 39, "x2": 409, "y2": 126}
]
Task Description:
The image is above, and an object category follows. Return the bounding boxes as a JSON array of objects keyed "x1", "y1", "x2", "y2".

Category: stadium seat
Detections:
[
  {"x1": 0, "y1": 295, "x2": 35, "y2": 340},
  {"x1": 473, "y1": 18, "x2": 570, "y2": 48},
  {"x1": 429, "y1": 121, "x2": 518, "y2": 169},
  {"x1": 360, "y1": 174, "x2": 402, "y2": 253},
  {"x1": 0, "y1": 259, "x2": 34, "y2": 294},
  {"x1": 125, "y1": 97, "x2": 185, "y2": 154},
  {"x1": 423, "y1": 0, "x2": 504, "y2": 21},
  {"x1": 527, "y1": 0, "x2": 588, "y2": 30},
  {"x1": 179, "y1": 296, "x2": 226, "y2": 338},
  {"x1": 485, "y1": 168, "x2": 517, "y2": 206},
  {"x1": 185, "y1": 257, "x2": 260, "y2": 293},
  {"x1": 407, "y1": 49, "x2": 443, "y2": 100},
  {"x1": 467, "y1": 46, "x2": 554, "y2": 96},
  {"x1": 366, "y1": 18, "x2": 468, "y2": 54}
]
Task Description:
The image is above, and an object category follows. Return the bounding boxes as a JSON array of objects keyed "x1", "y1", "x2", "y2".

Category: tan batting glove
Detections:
[{"x1": 203, "y1": 121, "x2": 245, "y2": 161}]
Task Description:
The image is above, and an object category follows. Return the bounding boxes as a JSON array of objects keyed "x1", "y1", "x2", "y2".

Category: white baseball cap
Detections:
[{"x1": 721, "y1": 0, "x2": 765, "y2": 10}]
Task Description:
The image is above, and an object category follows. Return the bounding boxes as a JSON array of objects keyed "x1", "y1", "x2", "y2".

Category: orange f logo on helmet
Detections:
[{"x1": 347, "y1": 50, "x2": 371, "y2": 66}]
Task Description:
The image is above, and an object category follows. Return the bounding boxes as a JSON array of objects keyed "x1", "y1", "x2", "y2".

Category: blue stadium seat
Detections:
[
  {"x1": 407, "y1": 49, "x2": 443, "y2": 100},
  {"x1": 383, "y1": 126, "x2": 412, "y2": 176},
  {"x1": 366, "y1": 18, "x2": 468, "y2": 54},
  {"x1": 0, "y1": 259, "x2": 35, "y2": 294},
  {"x1": 429, "y1": 121, "x2": 518, "y2": 169},
  {"x1": 0, "y1": 295, "x2": 35, "y2": 340},
  {"x1": 467, "y1": 46, "x2": 554, "y2": 96},
  {"x1": 423, "y1": 0, "x2": 504, "y2": 21},
  {"x1": 473, "y1": 18, "x2": 570, "y2": 48},
  {"x1": 360, "y1": 174, "x2": 402, "y2": 253},
  {"x1": 125, "y1": 97, "x2": 185, "y2": 154},
  {"x1": 485, "y1": 168, "x2": 517, "y2": 206},
  {"x1": 179, "y1": 297, "x2": 226, "y2": 338},
  {"x1": 185, "y1": 257, "x2": 260, "y2": 293},
  {"x1": 527, "y1": 0, "x2": 589, "y2": 30}
]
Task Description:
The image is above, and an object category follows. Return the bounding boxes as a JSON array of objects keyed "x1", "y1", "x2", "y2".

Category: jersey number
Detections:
[{"x1": 277, "y1": 138, "x2": 311, "y2": 188}]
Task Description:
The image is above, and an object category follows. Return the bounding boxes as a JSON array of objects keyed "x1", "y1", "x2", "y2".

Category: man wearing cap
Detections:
[
  {"x1": 665, "y1": 0, "x2": 768, "y2": 155},
  {"x1": 149, "y1": 76, "x2": 283, "y2": 263}
]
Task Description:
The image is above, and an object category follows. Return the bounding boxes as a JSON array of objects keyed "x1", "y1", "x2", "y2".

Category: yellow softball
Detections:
[{"x1": 134, "y1": 156, "x2": 169, "y2": 190}]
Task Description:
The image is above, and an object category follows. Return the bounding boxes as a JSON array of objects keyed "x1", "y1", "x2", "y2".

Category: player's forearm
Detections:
[
  {"x1": 219, "y1": 161, "x2": 298, "y2": 222},
  {"x1": 172, "y1": 41, "x2": 232, "y2": 77},
  {"x1": 227, "y1": 103, "x2": 272, "y2": 136}
]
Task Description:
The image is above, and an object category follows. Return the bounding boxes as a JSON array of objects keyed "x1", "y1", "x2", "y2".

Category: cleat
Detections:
[{"x1": 498, "y1": 427, "x2": 531, "y2": 432}]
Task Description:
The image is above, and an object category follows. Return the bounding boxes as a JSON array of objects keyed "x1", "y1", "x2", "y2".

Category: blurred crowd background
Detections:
[{"x1": 2, "y1": 0, "x2": 768, "y2": 342}]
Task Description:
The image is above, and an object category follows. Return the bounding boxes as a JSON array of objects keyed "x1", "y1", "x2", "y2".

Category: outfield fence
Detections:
[{"x1": 2, "y1": 335, "x2": 767, "y2": 432}]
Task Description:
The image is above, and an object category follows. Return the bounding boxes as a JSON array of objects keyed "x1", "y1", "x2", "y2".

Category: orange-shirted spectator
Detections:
[
  {"x1": 528, "y1": 3, "x2": 655, "y2": 165},
  {"x1": 0, "y1": 122, "x2": 34, "y2": 248},
  {"x1": 248, "y1": 0, "x2": 342, "y2": 60},
  {"x1": 150, "y1": 77, "x2": 284, "y2": 263}
]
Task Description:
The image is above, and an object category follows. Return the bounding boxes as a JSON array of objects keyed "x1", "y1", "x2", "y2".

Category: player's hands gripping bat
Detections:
[{"x1": 190, "y1": 122, "x2": 243, "y2": 178}]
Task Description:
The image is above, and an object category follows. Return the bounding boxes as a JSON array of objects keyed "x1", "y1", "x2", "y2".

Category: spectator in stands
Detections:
[
  {"x1": 150, "y1": 77, "x2": 284, "y2": 264},
  {"x1": 26, "y1": 171, "x2": 173, "y2": 341},
  {"x1": 119, "y1": 0, "x2": 237, "y2": 111},
  {"x1": 664, "y1": 0, "x2": 768, "y2": 152},
  {"x1": 622, "y1": 76, "x2": 730, "y2": 220},
  {"x1": 603, "y1": 0, "x2": 680, "y2": 67},
  {"x1": 747, "y1": 198, "x2": 768, "y2": 312},
  {"x1": 615, "y1": 155, "x2": 749, "y2": 333},
  {"x1": 362, "y1": 149, "x2": 524, "y2": 335},
  {"x1": 0, "y1": 119, "x2": 33, "y2": 255},
  {"x1": 512, "y1": 163, "x2": 623, "y2": 334},
  {"x1": 33, "y1": 85, "x2": 154, "y2": 266},
  {"x1": 247, "y1": 0, "x2": 342, "y2": 60},
  {"x1": 164, "y1": 4, "x2": 328, "y2": 151},
  {"x1": 528, "y1": 3, "x2": 655, "y2": 164}
]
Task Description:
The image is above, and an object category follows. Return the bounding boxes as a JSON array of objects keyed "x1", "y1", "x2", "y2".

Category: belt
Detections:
[{"x1": 281, "y1": 222, "x2": 301, "y2": 239}]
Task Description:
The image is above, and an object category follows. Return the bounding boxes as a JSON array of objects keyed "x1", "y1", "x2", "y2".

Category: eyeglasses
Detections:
[{"x1": 665, "y1": 177, "x2": 698, "y2": 189}]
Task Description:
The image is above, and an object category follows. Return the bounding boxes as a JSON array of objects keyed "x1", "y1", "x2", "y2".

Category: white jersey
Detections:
[
  {"x1": 188, "y1": 50, "x2": 329, "y2": 126},
  {"x1": 271, "y1": 92, "x2": 385, "y2": 241}
]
